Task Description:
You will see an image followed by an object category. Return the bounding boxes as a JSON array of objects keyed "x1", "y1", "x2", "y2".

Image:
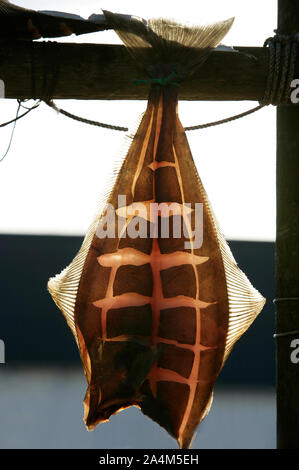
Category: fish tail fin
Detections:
[{"x1": 103, "y1": 10, "x2": 234, "y2": 77}]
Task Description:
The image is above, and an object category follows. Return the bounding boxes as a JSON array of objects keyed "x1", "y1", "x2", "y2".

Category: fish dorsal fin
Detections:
[
  {"x1": 221, "y1": 238, "x2": 266, "y2": 365},
  {"x1": 195, "y1": 173, "x2": 266, "y2": 366}
]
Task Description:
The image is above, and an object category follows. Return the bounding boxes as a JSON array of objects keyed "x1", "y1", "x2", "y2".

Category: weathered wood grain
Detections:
[
  {"x1": 276, "y1": 0, "x2": 299, "y2": 450},
  {"x1": 0, "y1": 41, "x2": 273, "y2": 101}
]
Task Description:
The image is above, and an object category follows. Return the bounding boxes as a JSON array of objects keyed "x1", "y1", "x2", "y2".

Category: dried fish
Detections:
[{"x1": 48, "y1": 11, "x2": 265, "y2": 448}]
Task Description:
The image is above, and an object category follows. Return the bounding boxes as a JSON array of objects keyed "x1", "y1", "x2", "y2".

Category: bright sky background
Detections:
[{"x1": 0, "y1": 0, "x2": 277, "y2": 240}]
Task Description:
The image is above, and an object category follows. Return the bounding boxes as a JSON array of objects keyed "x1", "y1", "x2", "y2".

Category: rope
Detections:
[
  {"x1": 44, "y1": 33, "x2": 299, "y2": 132},
  {"x1": 1, "y1": 32, "x2": 298, "y2": 140},
  {"x1": 261, "y1": 33, "x2": 299, "y2": 105},
  {"x1": 184, "y1": 104, "x2": 264, "y2": 131},
  {"x1": 44, "y1": 101, "x2": 266, "y2": 133},
  {"x1": 186, "y1": 32, "x2": 299, "y2": 130},
  {"x1": 44, "y1": 100, "x2": 128, "y2": 132},
  {"x1": 133, "y1": 69, "x2": 182, "y2": 88}
]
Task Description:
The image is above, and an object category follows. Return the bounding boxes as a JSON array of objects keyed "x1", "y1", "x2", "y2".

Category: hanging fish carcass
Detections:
[{"x1": 48, "y1": 11, "x2": 265, "y2": 449}]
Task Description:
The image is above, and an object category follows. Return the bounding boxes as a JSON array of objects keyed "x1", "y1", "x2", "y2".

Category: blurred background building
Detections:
[{"x1": 0, "y1": 235, "x2": 275, "y2": 448}]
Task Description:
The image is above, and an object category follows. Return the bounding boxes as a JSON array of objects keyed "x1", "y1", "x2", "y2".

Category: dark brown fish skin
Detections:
[{"x1": 74, "y1": 85, "x2": 229, "y2": 448}]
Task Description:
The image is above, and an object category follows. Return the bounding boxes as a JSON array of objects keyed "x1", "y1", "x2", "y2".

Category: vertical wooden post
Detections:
[{"x1": 276, "y1": 0, "x2": 299, "y2": 449}]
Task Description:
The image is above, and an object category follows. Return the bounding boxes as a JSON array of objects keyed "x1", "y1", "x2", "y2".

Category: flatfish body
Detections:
[{"x1": 48, "y1": 12, "x2": 265, "y2": 449}]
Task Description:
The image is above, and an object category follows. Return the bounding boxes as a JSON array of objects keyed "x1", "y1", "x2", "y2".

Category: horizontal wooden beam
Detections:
[{"x1": 0, "y1": 39, "x2": 289, "y2": 101}]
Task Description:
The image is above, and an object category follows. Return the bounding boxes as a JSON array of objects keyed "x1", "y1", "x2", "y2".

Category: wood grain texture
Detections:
[
  {"x1": 0, "y1": 41, "x2": 274, "y2": 101},
  {"x1": 276, "y1": 0, "x2": 299, "y2": 450}
]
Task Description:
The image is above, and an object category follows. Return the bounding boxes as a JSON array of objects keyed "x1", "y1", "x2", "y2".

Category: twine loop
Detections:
[
  {"x1": 43, "y1": 33, "x2": 299, "y2": 132},
  {"x1": 261, "y1": 32, "x2": 299, "y2": 105},
  {"x1": 133, "y1": 69, "x2": 182, "y2": 88},
  {"x1": 1, "y1": 31, "x2": 299, "y2": 160}
]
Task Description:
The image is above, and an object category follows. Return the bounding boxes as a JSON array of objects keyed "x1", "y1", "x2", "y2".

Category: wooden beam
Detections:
[
  {"x1": 276, "y1": 0, "x2": 299, "y2": 449},
  {"x1": 0, "y1": 40, "x2": 276, "y2": 101}
]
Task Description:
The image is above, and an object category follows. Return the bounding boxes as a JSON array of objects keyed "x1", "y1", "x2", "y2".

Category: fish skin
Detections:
[
  {"x1": 72, "y1": 86, "x2": 229, "y2": 448},
  {"x1": 48, "y1": 13, "x2": 265, "y2": 448}
]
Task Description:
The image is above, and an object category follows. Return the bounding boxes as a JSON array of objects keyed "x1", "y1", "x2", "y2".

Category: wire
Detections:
[
  {"x1": 0, "y1": 100, "x2": 40, "y2": 163},
  {"x1": 0, "y1": 100, "x2": 40, "y2": 128},
  {"x1": 0, "y1": 101, "x2": 21, "y2": 163}
]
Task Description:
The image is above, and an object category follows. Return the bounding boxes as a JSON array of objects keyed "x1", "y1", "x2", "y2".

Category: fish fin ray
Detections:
[
  {"x1": 103, "y1": 10, "x2": 234, "y2": 76},
  {"x1": 193, "y1": 171, "x2": 266, "y2": 366}
]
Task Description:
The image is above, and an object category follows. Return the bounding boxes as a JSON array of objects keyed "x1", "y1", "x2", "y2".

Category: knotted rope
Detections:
[
  {"x1": 1, "y1": 32, "x2": 299, "y2": 162},
  {"x1": 262, "y1": 33, "x2": 299, "y2": 105},
  {"x1": 42, "y1": 32, "x2": 299, "y2": 132},
  {"x1": 133, "y1": 69, "x2": 182, "y2": 88}
]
